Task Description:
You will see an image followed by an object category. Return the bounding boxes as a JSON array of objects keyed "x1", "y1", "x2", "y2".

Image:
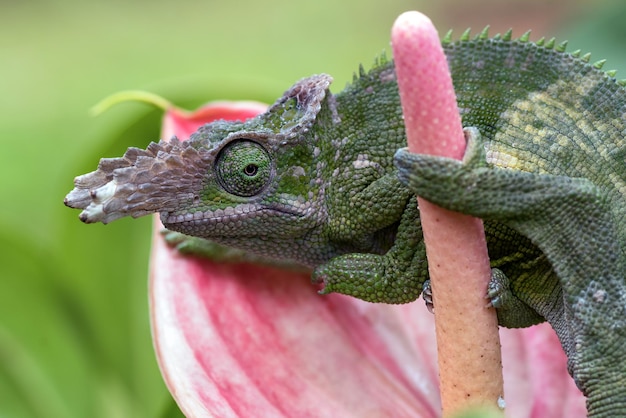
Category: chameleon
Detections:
[{"x1": 65, "y1": 28, "x2": 626, "y2": 416}]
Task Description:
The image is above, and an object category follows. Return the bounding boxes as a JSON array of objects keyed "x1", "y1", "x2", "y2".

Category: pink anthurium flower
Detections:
[{"x1": 149, "y1": 101, "x2": 587, "y2": 417}]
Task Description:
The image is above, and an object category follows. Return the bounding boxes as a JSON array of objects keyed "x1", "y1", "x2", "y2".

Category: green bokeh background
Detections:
[{"x1": 1, "y1": 1, "x2": 624, "y2": 417}]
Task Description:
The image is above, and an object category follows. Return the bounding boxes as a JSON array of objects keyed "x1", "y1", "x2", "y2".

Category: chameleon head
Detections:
[{"x1": 64, "y1": 74, "x2": 334, "y2": 241}]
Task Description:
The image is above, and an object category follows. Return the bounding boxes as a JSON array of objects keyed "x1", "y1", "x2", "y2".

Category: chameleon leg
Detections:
[
  {"x1": 327, "y1": 172, "x2": 414, "y2": 249},
  {"x1": 162, "y1": 229, "x2": 242, "y2": 258},
  {"x1": 161, "y1": 229, "x2": 306, "y2": 270},
  {"x1": 394, "y1": 127, "x2": 626, "y2": 415},
  {"x1": 312, "y1": 202, "x2": 428, "y2": 304}
]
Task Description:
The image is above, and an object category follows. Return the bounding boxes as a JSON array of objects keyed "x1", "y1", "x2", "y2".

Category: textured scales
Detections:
[{"x1": 66, "y1": 29, "x2": 626, "y2": 415}]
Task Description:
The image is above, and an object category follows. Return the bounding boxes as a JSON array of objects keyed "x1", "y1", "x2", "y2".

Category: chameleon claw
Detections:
[{"x1": 311, "y1": 270, "x2": 330, "y2": 294}]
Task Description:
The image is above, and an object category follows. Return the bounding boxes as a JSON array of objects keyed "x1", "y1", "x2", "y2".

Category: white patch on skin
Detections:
[
  {"x1": 485, "y1": 148, "x2": 520, "y2": 169},
  {"x1": 352, "y1": 153, "x2": 375, "y2": 169},
  {"x1": 379, "y1": 68, "x2": 396, "y2": 83},
  {"x1": 291, "y1": 166, "x2": 305, "y2": 177},
  {"x1": 593, "y1": 289, "x2": 607, "y2": 303}
]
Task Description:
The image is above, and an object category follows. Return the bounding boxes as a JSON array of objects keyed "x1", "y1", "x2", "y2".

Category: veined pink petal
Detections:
[
  {"x1": 149, "y1": 101, "x2": 587, "y2": 417},
  {"x1": 150, "y1": 228, "x2": 442, "y2": 417},
  {"x1": 500, "y1": 327, "x2": 587, "y2": 417}
]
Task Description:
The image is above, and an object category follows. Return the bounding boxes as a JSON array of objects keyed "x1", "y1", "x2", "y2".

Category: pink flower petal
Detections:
[
  {"x1": 149, "y1": 99, "x2": 587, "y2": 417},
  {"x1": 501, "y1": 327, "x2": 587, "y2": 418},
  {"x1": 150, "y1": 227, "x2": 442, "y2": 417},
  {"x1": 161, "y1": 101, "x2": 268, "y2": 140}
]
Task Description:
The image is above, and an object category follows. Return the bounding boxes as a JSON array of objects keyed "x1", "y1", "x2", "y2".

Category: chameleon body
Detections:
[{"x1": 65, "y1": 30, "x2": 626, "y2": 415}]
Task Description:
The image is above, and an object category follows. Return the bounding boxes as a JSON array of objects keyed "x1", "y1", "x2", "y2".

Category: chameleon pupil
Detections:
[{"x1": 244, "y1": 164, "x2": 258, "y2": 176}]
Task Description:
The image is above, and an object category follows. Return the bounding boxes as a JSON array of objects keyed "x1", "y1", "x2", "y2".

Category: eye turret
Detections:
[{"x1": 215, "y1": 140, "x2": 272, "y2": 197}]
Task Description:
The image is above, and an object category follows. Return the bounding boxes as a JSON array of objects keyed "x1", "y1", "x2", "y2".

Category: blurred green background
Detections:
[{"x1": 1, "y1": 0, "x2": 625, "y2": 417}]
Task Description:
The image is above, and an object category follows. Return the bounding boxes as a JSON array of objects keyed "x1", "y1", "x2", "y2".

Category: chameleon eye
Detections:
[{"x1": 216, "y1": 140, "x2": 272, "y2": 197}]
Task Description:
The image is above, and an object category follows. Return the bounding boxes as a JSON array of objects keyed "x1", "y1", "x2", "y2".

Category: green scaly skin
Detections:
[{"x1": 65, "y1": 28, "x2": 626, "y2": 415}]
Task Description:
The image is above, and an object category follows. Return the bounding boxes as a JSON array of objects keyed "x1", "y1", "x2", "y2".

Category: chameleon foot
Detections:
[
  {"x1": 485, "y1": 268, "x2": 510, "y2": 309},
  {"x1": 312, "y1": 252, "x2": 426, "y2": 304},
  {"x1": 422, "y1": 279, "x2": 433, "y2": 313}
]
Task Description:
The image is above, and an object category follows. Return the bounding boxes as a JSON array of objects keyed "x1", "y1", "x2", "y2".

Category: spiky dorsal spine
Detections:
[
  {"x1": 357, "y1": 26, "x2": 626, "y2": 92},
  {"x1": 442, "y1": 27, "x2": 624, "y2": 85}
]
